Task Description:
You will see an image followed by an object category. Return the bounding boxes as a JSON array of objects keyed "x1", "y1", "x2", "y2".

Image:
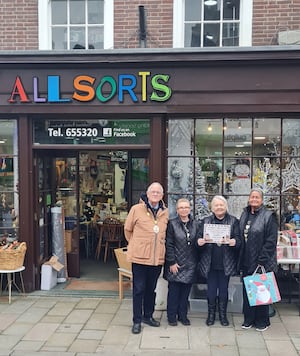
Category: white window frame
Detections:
[
  {"x1": 38, "y1": 0, "x2": 114, "y2": 50},
  {"x1": 173, "y1": 0, "x2": 252, "y2": 48}
]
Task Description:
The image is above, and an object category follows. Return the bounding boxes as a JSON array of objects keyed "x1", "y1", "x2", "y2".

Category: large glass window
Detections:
[
  {"x1": 0, "y1": 120, "x2": 19, "y2": 241},
  {"x1": 167, "y1": 117, "x2": 300, "y2": 230},
  {"x1": 38, "y1": 0, "x2": 113, "y2": 50},
  {"x1": 173, "y1": 0, "x2": 252, "y2": 48}
]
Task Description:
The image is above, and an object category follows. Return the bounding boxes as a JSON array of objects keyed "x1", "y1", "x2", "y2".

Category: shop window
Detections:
[
  {"x1": 167, "y1": 117, "x2": 300, "y2": 229},
  {"x1": 38, "y1": 0, "x2": 113, "y2": 50},
  {"x1": 0, "y1": 120, "x2": 19, "y2": 242},
  {"x1": 173, "y1": 0, "x2": 252, "y2": 48}
]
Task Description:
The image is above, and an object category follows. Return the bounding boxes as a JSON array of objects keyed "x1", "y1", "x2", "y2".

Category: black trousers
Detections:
[
  {"x1": 207, "y1": 269, "x2": 229, "y2": 301},
  {"x1": 242, "y1": 279, "x2": 270, "y2": 328},
  {"x1": 167, "y1": 281, "x2": 192, "y2": 322},
  {"x1": 132, "y1": 263, "x2": 162, "y2": 324}
]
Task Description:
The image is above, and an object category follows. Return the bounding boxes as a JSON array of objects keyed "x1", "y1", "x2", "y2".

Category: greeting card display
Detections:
[
  {"x1": 203, "y1": 223, "x2": 231, "y2": 244},
  {"x1": 243, "y1": 265, "x2": 281, "y2": 306}
]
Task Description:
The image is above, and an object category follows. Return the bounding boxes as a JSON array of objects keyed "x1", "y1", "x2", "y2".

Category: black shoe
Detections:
[
  {"x1": 142, "y1": 317, "x2": 160, "y2": 327},
  {"x1": 168, "y1": 320, "x2": 178, "y2": 326},
  {"x1": 242, "y1": 322, "x2": 253, "y2": 330},
  {"x1": 178, "y1": 317, "x2": 191, "y2": 326},
  {"x1": 132, "y1": 323, "x2": 141, "y2": 334}
]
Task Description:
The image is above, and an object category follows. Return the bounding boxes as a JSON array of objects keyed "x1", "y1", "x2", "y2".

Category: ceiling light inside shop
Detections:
[
  {"x1": 204, "y1": 0, "x2": 217, "y2": 6},
  {"x1": 254, "y1": 136, "x2": 266, "y2": 140},
  {"x1": 0, "y1": 140, "x2": 5, "y2": 144}
]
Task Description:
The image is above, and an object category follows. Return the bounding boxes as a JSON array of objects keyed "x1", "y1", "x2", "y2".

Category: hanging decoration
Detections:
[{"x1": 282, "y1": 158, "x2": 300, "y2": 192}]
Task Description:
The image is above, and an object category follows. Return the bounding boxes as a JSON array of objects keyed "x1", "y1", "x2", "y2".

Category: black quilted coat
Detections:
[
  {"x1": 239, "y1": 205, "x2": 278, "y2": 274},
  {"x1": 163, "y1": 215, "x2": 200, "y2": 284},
  {"x1": 196, "y1": 213, "x2": 242, "y2": 278}
]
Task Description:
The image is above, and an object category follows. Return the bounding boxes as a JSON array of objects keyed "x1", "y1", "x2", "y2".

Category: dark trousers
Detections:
[
  {"x1": 207, "y1": 269, "x2": 229, "y2": 301},
  {"x1": 242, "y1": 279, "x2": 270, "y2": 328},
  {"x1": 132, "y1": 263, "x2": 162, "y2": 323},
  {"x1": 167, "y1": 281, "x2": 192, "y2": 322}
]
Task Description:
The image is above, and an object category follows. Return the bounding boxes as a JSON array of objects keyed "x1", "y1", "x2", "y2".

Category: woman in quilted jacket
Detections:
[
  {"x1": 164, "y1": 198, "x2": 200, "y2": 326},
  {"x1": 196, "y1": 195, "x2": 242, "y2": 327},
  {"x1": 239, "y1": 188, "x2": 278, "y2": 332}
]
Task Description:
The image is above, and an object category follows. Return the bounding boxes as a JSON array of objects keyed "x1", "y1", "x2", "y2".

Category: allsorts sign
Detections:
[{"x1": 7, "y1": 72, "x2": 172, "y2": 104}]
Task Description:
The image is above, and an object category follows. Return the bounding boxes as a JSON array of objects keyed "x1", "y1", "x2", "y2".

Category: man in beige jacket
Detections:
[{"x1": 124, "y1": 182, "x2": 169, "y2": 334}]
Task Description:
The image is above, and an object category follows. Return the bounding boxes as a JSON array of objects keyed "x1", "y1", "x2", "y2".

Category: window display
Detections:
[{"x1": 167, "y1": 117, "x2": 300, "y2": 226}]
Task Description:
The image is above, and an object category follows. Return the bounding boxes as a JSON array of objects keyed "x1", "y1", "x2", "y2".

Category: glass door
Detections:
[{"x1": 34, "y1": 153, "x2": 80, "y2": 283}]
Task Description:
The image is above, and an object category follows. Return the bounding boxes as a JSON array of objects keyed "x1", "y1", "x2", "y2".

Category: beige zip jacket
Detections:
[{"x1": 124, "y1": 199, "x2": 169, "y2": 266}]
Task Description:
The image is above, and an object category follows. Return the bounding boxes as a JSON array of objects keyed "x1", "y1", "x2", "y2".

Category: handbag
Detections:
[{"x1": 243, "y1": 265, "x2": 281, "y2": 306}]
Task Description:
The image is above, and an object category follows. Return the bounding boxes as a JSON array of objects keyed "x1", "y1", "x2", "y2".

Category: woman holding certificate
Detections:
[{"x1": 197, "y1": 195, "x2": 242, "y2": 326}]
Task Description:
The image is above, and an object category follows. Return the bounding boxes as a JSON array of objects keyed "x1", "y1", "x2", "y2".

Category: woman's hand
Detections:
[
  {"x1": 170, "y1": 263, "x2": 180, "y2": 274},
  {"x1": 197, "y1": 238, "x2": 206, "y2": 246},
  {"x1": 228, "y1": 238, "x2": 236, "y2": 247}
]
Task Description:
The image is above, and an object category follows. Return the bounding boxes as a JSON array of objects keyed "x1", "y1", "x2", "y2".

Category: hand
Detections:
[
  {"x1": 197, "y1": 238, "x2": 206, "y2": 246},
  {"x1": 170, "y1": 263, "x2": 180, "y2": 274},
  {"x1": 228, "y1": 238, "x2": 236, "y2": 247}
]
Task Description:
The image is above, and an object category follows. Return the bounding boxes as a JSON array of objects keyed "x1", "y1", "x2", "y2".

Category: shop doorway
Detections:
[{"x1": 34, "y1": 149, "x2": 149, "y2": 289}]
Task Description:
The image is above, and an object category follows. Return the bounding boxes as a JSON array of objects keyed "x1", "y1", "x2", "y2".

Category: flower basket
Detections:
[{"x1": 0, "y1": 242, "x2": 27, "y2": 270}]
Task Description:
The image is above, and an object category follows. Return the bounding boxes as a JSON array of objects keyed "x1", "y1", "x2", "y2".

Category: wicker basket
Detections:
[
  {"x1": 114, "y1": 247, "x2": 132, "y2": 272},
  {"x1": 0, "y1": 242, "x2": 27, "y2": 270}
]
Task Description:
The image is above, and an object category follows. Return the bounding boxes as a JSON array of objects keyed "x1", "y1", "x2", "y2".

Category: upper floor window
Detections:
[
  {"x1": 39, "y1": 0, "x2": 113, "y2": 50},
  {"x1": 173, "y1": 0, "x2": 252, "y2": 48}
]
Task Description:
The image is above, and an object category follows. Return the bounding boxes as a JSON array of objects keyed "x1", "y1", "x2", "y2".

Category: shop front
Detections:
[{"x1": 0, "y1": 48, "x2": 299, "y2": 292}]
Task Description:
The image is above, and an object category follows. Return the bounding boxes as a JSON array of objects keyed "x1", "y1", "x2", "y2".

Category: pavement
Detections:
[{"x1": 1, "y1": 290, "x2": 300, "y2": 356}]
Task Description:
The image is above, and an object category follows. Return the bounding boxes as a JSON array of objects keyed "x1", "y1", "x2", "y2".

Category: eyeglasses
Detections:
[
  {"x1": 178, "y1": 206, "x2": 190, "y2": 210},
  {"x1": 149, "y1": 191, "x2": 162, "y2": 195}
]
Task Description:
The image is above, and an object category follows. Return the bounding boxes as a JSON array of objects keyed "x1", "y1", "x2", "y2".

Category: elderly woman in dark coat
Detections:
[
  {"x1": 196, "y1": 195, "x2": 242, "y2": 327},
  {"x1": 239, "y1": 188, "x2": 278, "y2": 332},
  {"x1": 164, "y1": 198, "x2": 200, "y2": 326}
]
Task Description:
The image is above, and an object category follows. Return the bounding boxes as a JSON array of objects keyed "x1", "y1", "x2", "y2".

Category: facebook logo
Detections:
[{"x1": 103, "y1": 128, "x2": 112, "y2": 137}]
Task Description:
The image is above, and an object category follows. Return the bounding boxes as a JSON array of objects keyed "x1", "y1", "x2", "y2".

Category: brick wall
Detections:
[
  {"x1": 114, "y1": 0, "x2": 173, "y2": 49},
  {"x1": 252, "y1": 0, "x2": 300, "y2": 46},
  {"x1": 0, "y1": 0, "x2": 38, "y2": 50},
  {"x1": 1, "y1": 0, "x2": 300, "y2": 50}
]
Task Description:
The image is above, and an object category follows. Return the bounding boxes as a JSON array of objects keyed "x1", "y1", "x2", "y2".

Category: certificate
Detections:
[{"x1": 203, "y1": 223, "x2": 231, "y2": 244}]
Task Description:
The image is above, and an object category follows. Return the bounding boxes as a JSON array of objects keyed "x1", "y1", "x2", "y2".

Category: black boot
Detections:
[
  {"x1": 206, "y1": 299, "x2": 216, "y2": 326},
  {"x1": 219, "y1": 299, "x2": 229, "y2": 326}
]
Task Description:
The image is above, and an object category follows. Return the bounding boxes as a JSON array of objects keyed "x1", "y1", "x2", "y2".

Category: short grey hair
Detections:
[
  {"x1": 249, "y1": 188, "x2": 264, "y2": 199},
  {"x1": 147, "y1": 182, "x2": 164, "y2": 194},
  {"x1": 211, "y1": 195, "x2": 228, "y2": 212}
]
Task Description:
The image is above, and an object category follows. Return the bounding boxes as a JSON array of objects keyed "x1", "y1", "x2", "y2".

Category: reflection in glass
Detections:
[
  {"x1": 222, "y1": 23, "x2": 239, "y2": 46},
  {"x1": 199, "y1": 158, "x2": 222, "y2": 194},
  {"x1": 204, "y1": 23, "x2": 219, "y2": 46},
  {"x1": 70, "y1": 27, "x2": 85, "y2": 49},
  {"x1": 224, "y1": 118, "x2": 251, "y2": 156},
  {"x1": 88, "y1": 0, "x2": 104, "y2": 24},
  {"x1": 168, "y1": 157, "x2": 193, "y2": 194},
  {"x1": 52, "y1": 28, "x2": 68, "y2": 50},
  {"x1": 283, "y1": 118, "x2": 300, "y2": 156},
  {"x1": 88, "y1": 27, "x2": 104, "y2": 49},
  {"x1": 0, "y1": 120, "x2": 18, "y2": 241},
  {"x1": 70, "y1": 0, "x2": 85, "y2": 24},
  {"x1": 195, "y1": 119, "x2": 222, "y2": 156},
  {"x1": 52, "y1": 0, "x2": 67, "y2": 25},
  {"x1": 185, "y1": 0, "x2": 201, "y2": 21},
  {"x1": 253, "y1": 118, "x2": 281, "y2": 156},
  {"x1": 204, "y1": 1, "x2": 220, "y2": 21}
]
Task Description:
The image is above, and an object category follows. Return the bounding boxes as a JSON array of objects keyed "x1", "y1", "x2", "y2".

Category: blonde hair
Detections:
[
  {"x1": 211, "y1": 195, "x2": 228, "y2": 212},
  {"x1": 176, "y1": 198, "x2": 190, "y2": 208}
]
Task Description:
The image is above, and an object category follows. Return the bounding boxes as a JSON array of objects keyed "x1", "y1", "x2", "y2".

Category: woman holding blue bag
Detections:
[{"x1": 239, "y1": 188, "x2": 278, "y2": 332}]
